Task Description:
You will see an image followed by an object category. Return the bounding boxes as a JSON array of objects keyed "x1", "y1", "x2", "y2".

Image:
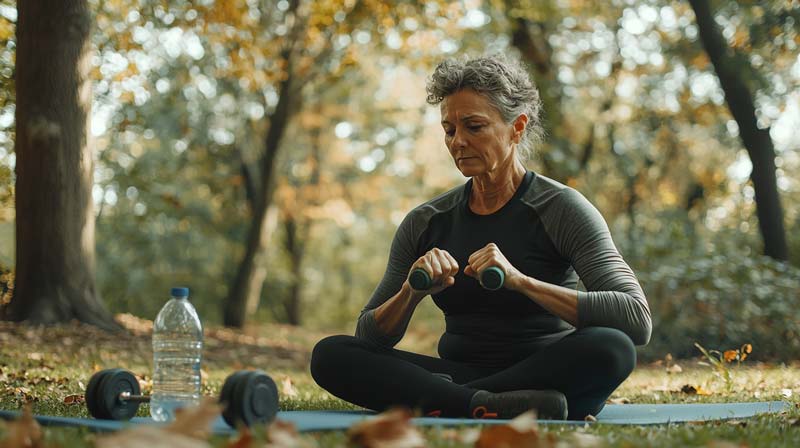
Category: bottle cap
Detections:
[{"x1": 170, "y1": 287, "x2": 190, "y2": 298}]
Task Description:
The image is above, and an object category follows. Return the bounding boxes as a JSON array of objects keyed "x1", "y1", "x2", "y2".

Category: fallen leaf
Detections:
[
  {"x1": 95, "y1": 399, "x2": 221, "y2": 448},
  {"x1": 63, "y1": 394, "x2": 84, "y2": 405},
  {"x1": 265, "y1": 420, "x2": 312, "y2": 448},
  {"x1": 281, "y1": 376, "x2": 299, "y2": 399},
  {"x1": 680, "y1": 385, "x2": 713, "y2": 396},
  {"x1": 781, "y1": 389, "x2": 793, "y2": 398},
  {"x1": 475, "y1": 411, "x2": 546, "y2": 448},
  {"x1": 0, "y1": 405, "x2": 43, "y2": 448},
  {"x1": 94, "y1": 427, "x2": 211, "y2": 448},
  {"x1": 168, "y1": 398, "x2": 223, "y2": 440},
  {"x1": 584, "y1": 414, "x2": 598, "y2": 422},
  {"x1": 606, "y1": 397, "x2": 630, "y2": 405},
  {"x1": 226, "y1": 427, "x2": 253, "y2": 448},
  {"x1": 347, "y1": 408, "x2": 426, "y2": 448},
  {"x1": 666, "y1": 364, "x2": 683, "y2": 374},
  {"x1": 723, "y1": 350, "x2": 738, "y2": 363},
  {"x1": 440, "y1": 428, "x2": 480, "y2": 444}
]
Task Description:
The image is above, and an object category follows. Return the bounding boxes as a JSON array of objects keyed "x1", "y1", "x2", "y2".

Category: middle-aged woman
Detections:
[{"x1": 310, "y1": 54, "x2": 652, "y2": 421}]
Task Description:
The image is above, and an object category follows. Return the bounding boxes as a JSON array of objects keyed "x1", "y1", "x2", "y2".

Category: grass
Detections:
[{"x1": 1, "y1": 316, "x2": 799, "y2": 447}]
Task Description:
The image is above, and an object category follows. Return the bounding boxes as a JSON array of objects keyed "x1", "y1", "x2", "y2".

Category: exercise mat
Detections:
[{"x1": 0, "y1": 401, "x2": 789, "y2": 435}]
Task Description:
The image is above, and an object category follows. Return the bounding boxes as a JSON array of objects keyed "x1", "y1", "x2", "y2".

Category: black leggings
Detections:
[{"x1": 310, "y1": 326, "x2": 636, "y2": 420}]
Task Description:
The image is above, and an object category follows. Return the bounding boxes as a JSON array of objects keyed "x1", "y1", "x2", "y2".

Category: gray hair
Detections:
[{"x1": 425, "y1": 54, "x2": 544, "y2": 161}]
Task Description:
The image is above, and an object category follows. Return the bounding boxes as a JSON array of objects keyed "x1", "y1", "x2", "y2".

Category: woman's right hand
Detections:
[{"x1": 407, "y1": 248, "x2": 459, "y2": 296}]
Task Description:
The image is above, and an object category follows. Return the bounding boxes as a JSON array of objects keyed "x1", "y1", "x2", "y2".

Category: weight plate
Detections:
[
  {"x1": 220, "y1": 370, "x2": 251, "y2": 427},
  {"x1": 237, "y1": 370, "x2": 278, "y2": 426},
  {"x1": 86, "y1": 369, "x2": 114, "y2": 419},
  {"x1": 245, "y1": 371, "x2": 278, "y2": 424},
  {"x1": 98, "y1": 369, "x2": 141, "y2": 421}
]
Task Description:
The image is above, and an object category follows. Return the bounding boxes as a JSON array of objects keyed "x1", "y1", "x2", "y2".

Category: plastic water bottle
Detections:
[{"x1": 150, "y1": 287, "x2": 203, "y2": 421}]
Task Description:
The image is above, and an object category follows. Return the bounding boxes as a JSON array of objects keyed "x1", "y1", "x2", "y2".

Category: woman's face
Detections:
[{"x1": 440, "y1": 89, "x2": 522, "y2": 178}]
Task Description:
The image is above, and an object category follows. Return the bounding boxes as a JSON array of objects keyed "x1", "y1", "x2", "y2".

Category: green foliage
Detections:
[
  {"x1": 0, "y1": 0, "x2": 797, "y2": 349},
  {"x1": 634, "y1": 230, "x2": 800, "y2": 362}
]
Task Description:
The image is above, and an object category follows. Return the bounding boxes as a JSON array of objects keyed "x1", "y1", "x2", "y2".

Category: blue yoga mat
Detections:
[{"x1": 0, "y1": 402, "x2": 789, "y2": 435}]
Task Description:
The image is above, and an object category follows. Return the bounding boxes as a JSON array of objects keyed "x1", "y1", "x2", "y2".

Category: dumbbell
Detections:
[
  {"x1": 85, "y1": 368, "x2": 278, "y2": 427},
  {"x1": 408, "y1": 266, "x2": 505, "y2": 291}
]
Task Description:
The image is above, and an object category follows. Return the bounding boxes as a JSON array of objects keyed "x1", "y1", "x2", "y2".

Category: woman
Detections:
[{"x1": 310, "y1": 55, "x2": 652, "y2": 420}]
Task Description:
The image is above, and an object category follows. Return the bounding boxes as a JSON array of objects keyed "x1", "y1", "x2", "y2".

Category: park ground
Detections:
[{"x1": 1, "y1": 316, "x2": 799, "y2": 447}]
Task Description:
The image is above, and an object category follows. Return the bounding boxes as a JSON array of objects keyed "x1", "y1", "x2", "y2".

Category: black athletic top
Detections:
[{"x1": 355, "y1": 170, "x2": 652, "y2": 369}]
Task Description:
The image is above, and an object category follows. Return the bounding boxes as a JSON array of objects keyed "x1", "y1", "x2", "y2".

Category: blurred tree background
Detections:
[{"x1": 0, "y1": 0, "x2": 798, "y2": 361}]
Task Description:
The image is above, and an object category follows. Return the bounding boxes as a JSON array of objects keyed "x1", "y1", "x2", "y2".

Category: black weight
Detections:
[
  {"x1": 480, "y1": 266, "x2": 505, "y2": 290},
  {"x1": 97, "y1": 369, "x2": 141, "y2": 421},
  {"x1": 220, "y1": 370, "x2": 250, "y2": 427},
  {"x1": 244, "y1": 371, "x2": 279, "y2": 424},
  {"x1": 85, "y1": 369, "x2": 114, "y2": 419},
  {"x1": 227, "y1": 370, "x2": 279, "y2": 427},
  {"x1": 408, "y1": 269, "x2": 431, "y2": 290}
]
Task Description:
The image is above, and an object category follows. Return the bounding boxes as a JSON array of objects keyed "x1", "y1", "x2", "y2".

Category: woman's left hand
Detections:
[{"x1": 464, "y1": 243, "x2": 526, "y2": 291}]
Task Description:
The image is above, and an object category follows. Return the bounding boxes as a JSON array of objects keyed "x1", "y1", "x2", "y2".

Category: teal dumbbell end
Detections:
[
  {"x1": 409, "y1": 269, "x2": 432, "y2": 291},
  {"x1": 480, "y1": 267, "x2": 505, "y2": 290}
]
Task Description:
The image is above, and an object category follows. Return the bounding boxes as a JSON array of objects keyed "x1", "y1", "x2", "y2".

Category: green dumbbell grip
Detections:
[
  {"x1": 480, "y1": 266, "x2": 505, "y2": 290},
  {"x1": 408, "y1": 269, "x2": 432, "y2": 290},
  {"x1": 410, "y1": 267, "x2": 504, "y2": 291}
]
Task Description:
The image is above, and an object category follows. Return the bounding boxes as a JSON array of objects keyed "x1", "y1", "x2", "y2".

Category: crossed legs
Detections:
[{"x1": 310, "y1": 326, "x2": 635, "y2": 420}]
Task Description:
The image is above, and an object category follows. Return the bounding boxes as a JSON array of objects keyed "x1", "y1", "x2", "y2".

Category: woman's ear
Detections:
[{"x1": 512, "y1": 114, "x2": 528, "y2": 143}]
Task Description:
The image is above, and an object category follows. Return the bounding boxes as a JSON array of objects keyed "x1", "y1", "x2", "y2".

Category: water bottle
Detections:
[{"x1": 150, "y1": 287, "x2": 203, "y2": 421}]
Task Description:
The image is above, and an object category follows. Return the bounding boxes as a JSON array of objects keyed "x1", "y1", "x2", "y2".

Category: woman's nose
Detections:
[{"x1": 451, "y1": 127, "x2": 467, "y2": 149}]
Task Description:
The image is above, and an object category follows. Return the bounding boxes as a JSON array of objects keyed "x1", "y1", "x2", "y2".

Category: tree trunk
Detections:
[
  {"x1": 5, "y1": 0, "x2": 118, "y2": 329},
  {"x1": 689, "y1": 0, "x2": 788, "y2": 261},
  {"x1": 508, "y1": 14, "x2": 573, "y2": 181},
  {"x1": 223, "y1": 67, "x2": 296, "y2": 327},
  {"x1": 283, "y1": 215, "x2": 303, "y2": 325}
]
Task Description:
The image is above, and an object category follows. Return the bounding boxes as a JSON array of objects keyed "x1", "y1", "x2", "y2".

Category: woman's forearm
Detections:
[
  {"x1": 514, "y1": 276, "x2": 579, "y2": 326},
  {"x1": 372, "y1": 282, "x2": 425, "y2": 337}
]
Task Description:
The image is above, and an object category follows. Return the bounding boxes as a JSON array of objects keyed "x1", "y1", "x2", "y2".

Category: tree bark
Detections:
[
  {"x1": 5, "y1": 0, "x2": 118, "y2": 329},
  {"x1": 223, "y1": 61, "x2": 297, "y2": 327},
  {"x1": 689, "y1": 0, "x2": 788, "y2": 261},
  {"x1": 283, "y1": 215, "x2": 303, "y2": 325}
]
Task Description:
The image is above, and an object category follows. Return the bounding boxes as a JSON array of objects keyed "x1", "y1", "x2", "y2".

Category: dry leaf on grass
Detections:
[
  {"x1": 347, "y1": 408, "x2": 426, "y2": 448},
  {"x1": 666, "y1": 364, "x2": 683, "y2": 374},
  {"x1": 226, "y1": 427, "x2": 253, "y2": 448},
  {"x1": 680, "y1": 385, "x2": 713, "y2": 396},
  {"x1": 94, "y1": 398, "x2": 221, "y2": 448},
  {"x1": 264, "y1": 420, "x2": 314, "y2": 448},
  {"x1": 94, "y1": 427, "x2": 211, "y2": 448},
  {"x1": 475, "y1": 411, "x2": 550, "y2": 448},
  {"x1": 606, "y1": 397, "x2": 630, "y2": 405},
  {"x1": 168, "y1": 398, "x2": 223, "y2": 440},
  {"x1": 0, "y1": 405, "x2": 43, "y2": 448},
  {"x1": 440, "y1": 428, "x2": 481, "y2": 445},
  {"x1": 63, "y1": 394, "x2": 84, "y2": 405},
  {"x1": 281, "y1": 377, "x2": 299, "y2": 399}
]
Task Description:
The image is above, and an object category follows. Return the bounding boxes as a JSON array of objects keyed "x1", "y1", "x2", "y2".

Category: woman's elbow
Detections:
[{"x1": 628, "y1": 315, "x2": 652, "y2": 346}]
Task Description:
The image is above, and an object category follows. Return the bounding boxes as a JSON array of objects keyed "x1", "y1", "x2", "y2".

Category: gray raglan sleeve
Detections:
[
  {"x1": 545, "y1": 189, "x2": 652, "y2": 345},
  {"x1": 354, "y1": 211, "x2": 420, "y2": 347}
]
